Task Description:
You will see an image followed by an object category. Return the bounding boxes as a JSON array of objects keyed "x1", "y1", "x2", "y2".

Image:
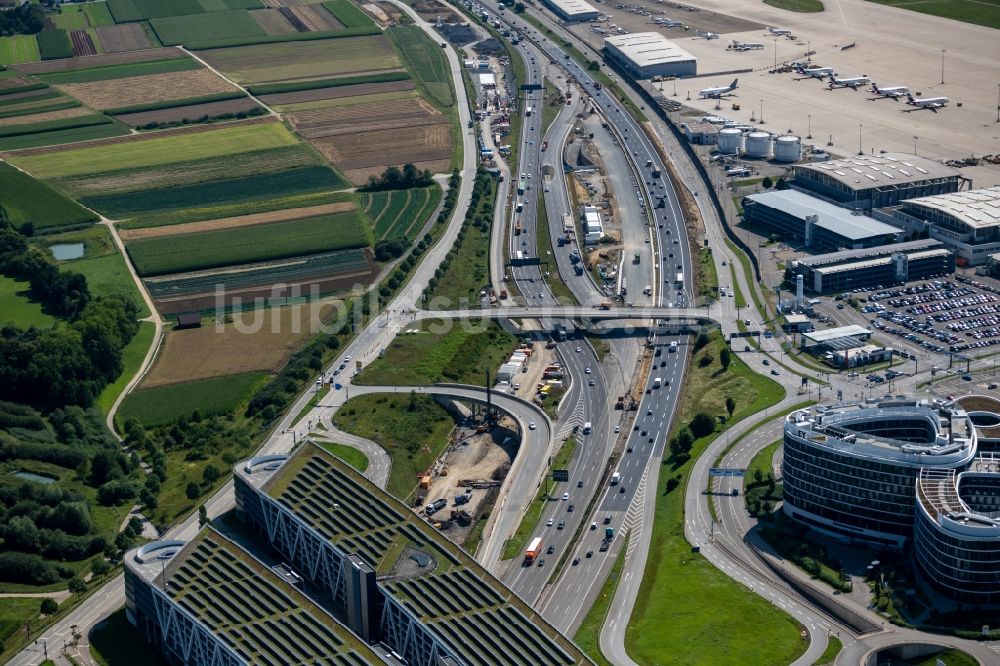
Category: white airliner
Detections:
[
  {"x1": 699, "y1": 79, "x2": 738, "y2": 98},
  {"x1": 728, "y1": 40, "x2": 764, "y2": 51},
  {"x1": 870, "y1": 84, "x2": 910, "y2": 100},
  {"x1": 797, "y1": 66, "x2": 834, "y2": 79},
  {"x1": 654, "y1": 18, "x2": 685, "y2": 27},
  {"x1": 694, "y1": 30, "x2": 719, "y2": 40},
  {"x1": 828, "y1": 74, "x2": 870, "y2": 89},
  {"x1": 768, "y1": 27, "x2": 793, "y2": 36},
  {"x1": 904, "y1": 94, "x2": 949, "y2": 112}
]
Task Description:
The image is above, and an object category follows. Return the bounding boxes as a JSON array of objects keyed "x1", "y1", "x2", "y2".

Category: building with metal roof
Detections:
[
  {"x1": 787, "y1": 240, "x2": 954, "y2": 293},
  {"x1": 232, "y1": 443, "x2": 591, "y2": 666},
  {"x1": 603, "y1": 33, "x2": 697, "y2": 79},
  {"x1": 742, "y1": 190, "x2": 903, "y2": 251},
  {"x1": 876, "y1": 186, "x2": 1000, "y2": 266},
  {"x1": 801, "y1": 324, "x2": 871, "y2": 346},
  {"x1": 124, "y1": 531, "x2": 382, "y2": 666},
  {"x1": 540, "y1": 0, "x2": 599, "y2": 22},
  {"x1": 792, "y1": 153, "x2": 961, "y2": 210}
]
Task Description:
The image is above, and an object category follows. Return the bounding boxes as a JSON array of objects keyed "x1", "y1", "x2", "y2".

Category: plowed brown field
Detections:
[
  {"x1": 58, "y1": 69, "x2": 237, "y2": 110},
  {"x1": 288, "y1": 4, "x2": 342, "y2": 31},
  {"x1": 0, "y1": 106, "x2": 92, "y2": 128},
  {"x1": 95, "y1": 24, "x2": 153, "y2": 53}
]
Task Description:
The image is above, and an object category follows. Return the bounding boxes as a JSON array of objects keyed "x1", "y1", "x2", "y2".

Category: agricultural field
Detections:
[
  {"x1": 150, "y1": 10, "x2": 267, "y2": 48},
  {"x1": 11, "y1": 47, "x2": 186, "y2": 74},
  {"x1": 0, "y1": 105, "x2": 91, "y2": 127},
  {"x1": 141, "y1": 301, "x2": 339, "y2": 387},
  {"x1": 125, "y1": 209, "x2": 370, "y2": 276},
  {"x1": 107, "y1": 0, "x2": 209, "y2": 22},
  {"x1": 362, "y1": 184, "x2": 441, "y2": 242},
  {"x1": 115, "y1": 96, "x2": 261, "y2": 128},
  {"x1": 250, "y1": 7, "x2": 300, "y2": 34},
  {"x1": 259, "y1": 78, "x2": 415, "y2": 107},
  {"x1": 119, "y1": 200, "x2": 355, "y2": 239},
  {"x1": 387, "y1": 25, "x2": 454, "y2": 110},
  {"x1": 35, "y1": 57, "x2": 200, "y2": 84},
  {"x1": 0, "y1": 161, "x2": 97, "y2": 232},
  {"x1": 95, "y1": 23, "x2": 154, "y2": 52},
  {"x1": 36, "y1": 29, "x2": 73, "y2": 61},
  {"x1": 0, "y1": 122, "x2": 128, "y2": 150},
  {"x1": 322, "y1": 0, "x2": 375, "y2": 28},
  {"x1": 56, "y1": 67, "x2": 238, "y2": 110},
  {"x1": 118, "y1": 372, "x2": 269, "y2": 427},
  {"x1": 287, "y1": 96, "x2": 451, "y2": 185},
  {"x1": 83, "y1": 2, "x2": 117, "y2": 27},
  {"x1": 198, "y1": 34, "x2": 400, "y2": 84},
  {"x1": 0, "y1": 36, "x2": 40, "y2": 66}
]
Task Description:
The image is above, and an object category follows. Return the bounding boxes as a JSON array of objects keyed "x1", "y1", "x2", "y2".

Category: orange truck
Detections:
[{"x1": 524, "y1": 537, "x2": 543, "y2": 564}]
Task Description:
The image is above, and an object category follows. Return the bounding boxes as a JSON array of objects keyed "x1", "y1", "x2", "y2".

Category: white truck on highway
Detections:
[{"x1": 610, "y1": 471, "x2": 620, "y2": 486}]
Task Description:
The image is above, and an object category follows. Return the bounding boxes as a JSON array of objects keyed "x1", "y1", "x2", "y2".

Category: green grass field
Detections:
[
  {"x1": 0, "y1": 98, "x2": 82, "y2": 120},
  {"x1": 108, "y1": 0, "x2": 206, "y2": 22},
  {"x1": 335, "y1": 393, "x2": 454, "y2": 501},
  {"x1": 764, "y1": 0, "x2": 825, "y2": 12},
  {"x1": 816, "y1": 635, "x2": 843, "y2": 665},
  {"x1": 0, "y1": 276, "x2": 56, "y2": 329},
  {"x1": 96, "y1": 321, "x2": 155, "y2": 417},
  {"x1": 317, "y1": 441, "x2": 369, "y2": 473},
  {"x1": 83, "y1": 2, "x2": 116, "y2": 27},
  {"x1": 68, "y1": 253, "x2": 150, "y2": 317},
  {"x1": 424, "y1": 177, "x2": 495, "y2": 306},
  {"x1": 150, "y1": 10, "x2": 265, "y2": 48},
  {"x1": 118, "y1": 372, "x2": 267, "y2": 427},
  {"x1": 37, "y1": 57, "x2": 198, "y2": 84},
  {"x1": 10, "y1": 122, "x2": 299, "y2": 179},
  {"x1": 354, "y1": 322, "x2": 517, "y2": 387},
  {"x1": 865, "y1": 0, "x2": 1000, "y2": 29},
  {"x1": 0, "y1": 161, "x2": 98, "y2": 231},
  {"x1": 0, "y1": 598, "x2": 41, "y2": 649},
  {"x1": 626, "y1": 332, "x2": 800, "y2": 666},
  {"x1": 53, "y1": 11, "x2": 89, "y2": 30},
  {"x1": 363, "y1": 185, "x2": 442, "y2": 241},
  {"x1": 323, "y1": 0, "x2": 376, "y2": 28},
  {"x1": 388, "y1": 25, "x2": 454, "y2": 110},
  {"x1": 0, "y1": 114, "x2": 115, "y2": 140},
  {"x1": 0, "y1": 36, "x2": 40, "y2": 66},
  {"x1": 0, "y1": 122, "x2": 130, "y2": 151},
  {"x1": 36, "y1": 30, "x2": 74, "y2": 60},
  {"x1": 126, "y1": 210, "x2": 369, "y2": 276}
]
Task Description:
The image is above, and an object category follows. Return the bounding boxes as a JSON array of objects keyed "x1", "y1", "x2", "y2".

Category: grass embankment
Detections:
[
  {"x1": 697, "y1": 248, "x2": 717, "y2": 302},
  {"x1": 912, "y1": 648, "x2": 978, "y2": 666},
  {"x1": 90, "y1": 607, "x2": 168, "y2": 666},
  {"x1": 625, "y1": 331, "x2": 803, "y2": 666},
  {"x1": 764, "y1": 0, "x2": 825, "y2": 12},
  {"x1": 335, "y1": 393, "x2": 454, "y2": 501},
  {"x1": 864, "y1": 0, "x2": 999, "y2": 29},
  {"x1": 574, "y1": 532, "x2": 629, "y2": 666},
  {"x1": 97, "y1": 321, "x2": 156, "y2": 416},
  {"x1": 728, "y1": 266, "x2": 747, "y2": 309},
  {"x1": 536, "y1": 192, "x2": 577, "y2": 304},
  {"x1": 501, "y1": 435, "x2": 577, "y2": 560},
  {"x1": 354, "y1": 322, "x2": 517, "y2": 387},
  {"x1": 317, "y1": 441, "x2": 369, "y2": 473},
  {"x1": 816, "y1": 634, "x2": 843, "y2": 665},
  {"x1": 725, "y1": 237, "x2": 767, "y2": 322}
]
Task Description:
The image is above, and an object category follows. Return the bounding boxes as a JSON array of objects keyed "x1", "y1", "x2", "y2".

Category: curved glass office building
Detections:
[{"x1": 782, "y1": 400, "x2": 976, "y2": 549}]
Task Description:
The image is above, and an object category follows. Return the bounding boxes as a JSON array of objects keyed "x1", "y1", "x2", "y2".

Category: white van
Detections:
[{"x1": 582, "y1": 421, "x2": 592, "y2": 434}]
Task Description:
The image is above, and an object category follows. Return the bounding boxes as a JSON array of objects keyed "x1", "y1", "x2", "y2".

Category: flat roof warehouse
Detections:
[
  {"x1": 795, "y1": 153, "x2": 959, "y2": 192},
  {"x1": 604, "y1": 33, "x2": 697, "y2": 70}
]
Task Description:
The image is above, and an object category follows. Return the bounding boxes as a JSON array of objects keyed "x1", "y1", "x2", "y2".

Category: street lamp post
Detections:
[
  {"x1": 807, "y1": 113, "x2": 812, "y2": 139},
  {"x1": 940, "y1": 49, "x2": 946, "y2": 85},
  {"x1": 759, "y1": 99, "x2": 764, "y2": 124},
  {"x1": 996, "y1": 83, "x2": 1000, "y2": 123},
  {"x1": 857, "y1": 123, "x2": 863, "y2": 156},
  {"x1": 913, "y1": 135, "x2": 918, "y2": 155}
]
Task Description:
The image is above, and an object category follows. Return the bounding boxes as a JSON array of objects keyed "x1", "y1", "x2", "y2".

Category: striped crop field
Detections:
[
  {"x1": 0, "y1": 36, "x2": 41, "y2": 66},
  {"x1": 363, "y1": 185, "x2": 441, "y2": 241}
]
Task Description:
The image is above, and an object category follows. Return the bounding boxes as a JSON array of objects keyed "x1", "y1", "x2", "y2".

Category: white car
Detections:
[
  {"x1": 562, "y1": 492, "x2": 569, "y2": 500},
  {"x1": 615, "y1": 425, "x2": 621, "y2": 433},
  {"x1": 585, "y1": 367, "x2": 591, "y2": 374},
  {"x1": 528, "y1": 421, "x2": 536, "y2": 430},
  {"x1": 575, "y1": 346, "x2": 581, "y2": 353},
  {"x1": 547, "y1": 518, "x2": 554, "y2": 527}
]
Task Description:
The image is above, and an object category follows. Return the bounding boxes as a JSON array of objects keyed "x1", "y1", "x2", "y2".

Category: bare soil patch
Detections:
[
  {"x1": 0, "y1": 76, "x2": 36, "y2": 91},
  {"x1": 13, "y1": 47, "x2": 177, "y2": 74},
  {"x1": 120, "y1": 201, "x2": 356, "y2": 240},
  {"x1": 0, "y1": 88, "x2": 54, "y2": 102},
  {"x1": 141, "y1": 301, "x2": 340, "y2": 387},
  {"x1": 95, "y1": 24, "x2": 153, "y2": 53},
  {"x1": 115, "y1": 97, "x2": 261, "y2": 127},
  {"x1": 410, "y1": 0, "x2": 459, "y2": 23},
  {"x1": 0, "y1": 105, "x2": 92, "y2": 128},
  {"x1": 318, "y1": 124, "x2": 451, "y2": 170},
  {"x1": 287, "y1": 97, "x2": 444, "y2": 136},
  {"x1": 250, "y1": 8, "x2": 299, "y2": 35},
  {"x1": 58, "y1": 69, "x2": 238, "y2": 110},
  {"x1": 259, "y1": 79, "x2": 414, "y2": 105},
  {"x1": 288, "y1": 4, "x2": 342, "y2": 30}
]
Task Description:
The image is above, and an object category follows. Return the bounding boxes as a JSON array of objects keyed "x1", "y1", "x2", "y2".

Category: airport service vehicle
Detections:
[
  {"x1": 525, "y1": 537, "x2": 542, "y2": 564},
  {"x1": 904, "y1": 94, "x2": 949, "y2": 112},
  {"x1": 698, "y1": 79, "x2": 738, "y2": 99}
]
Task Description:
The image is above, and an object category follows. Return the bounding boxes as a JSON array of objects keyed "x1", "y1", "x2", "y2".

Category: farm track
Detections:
[
  {"x1": 12, "y1": 46, "x2": 180, "y2": 73},
  {"x1": 119, "y1": 200, "x2": 356, "y2": 240}
]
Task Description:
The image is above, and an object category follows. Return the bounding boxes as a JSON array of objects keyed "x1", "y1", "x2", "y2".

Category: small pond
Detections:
[
  {"x1": 50, "y1": 243, "x2": 85, "y2": 260},
  {"x1": 11, "y1": 470, "x2": 57, "y2": 484}
]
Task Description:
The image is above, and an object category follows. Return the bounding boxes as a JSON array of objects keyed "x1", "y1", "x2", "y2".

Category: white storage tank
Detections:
[
  {"x1": 745, "y1": 132, "x2": 772, "y2": 159},
  {"x1": 717, "y1": 128, "x2": 744, "y2": 154},
  {"x1": 774, "y1": 135, "x2": 802, "y2": 162}
]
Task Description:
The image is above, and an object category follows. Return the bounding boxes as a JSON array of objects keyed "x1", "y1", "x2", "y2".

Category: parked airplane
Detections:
[
  {"x1": 699, "y1": 79, "x2": 738, "y2": 98},
  {"x1": 653, "y1": 18, "x2": 685, "y2": 27},
  {"x1": 728, "y1": 40, "x2": 764, "y2": 51},
  {"x1": 694, "y1": 30, "x2": 719, "y2": 39},
  {"x1": 768, "y1": 27, "x2": 793, "y2": 36},
  {"x1": 796, "y1": 66, "x2": 834, "y2": 79},
  {"x1": 869, "y1": 84, "x2": 909, "y2": 100},
  {"x1": 828, "y1": 74, "x2": 870, "y2": 89},
  {"x1": 904, "y1": 94, "x2": 948, "y2": 112}
]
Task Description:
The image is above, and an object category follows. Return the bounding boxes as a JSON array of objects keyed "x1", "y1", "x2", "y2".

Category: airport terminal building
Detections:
[
  {"x1": 786, "y1": 240, "x2": 954, "y2": 294},
  {"x1": 126, "y1": 444, "x2": 591, "y2": 666},
  {"x1": 876, "y1": 186, "x2": 1000, "y2": 267},
  {"x1": 742, "y1": 190, "x2": 903, "y2": 252},
  {"x1": 792, "y1": 153, "x2": 961, "y2": 211},
  {"x1": 783, "y1": 399, "x2": 1000, "y2": 603},
  {"x1": 603, "y1": 33, "x2": 697, "y2": 79}
]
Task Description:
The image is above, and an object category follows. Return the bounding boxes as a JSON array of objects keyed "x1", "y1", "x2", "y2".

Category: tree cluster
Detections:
[
  {"x1": 361, "y1": 163, "x2": 434, "y2": 192},
  {"x1": 425, "y1": 169, "x2": 494, "y2": 298},
  {"x1": 0, "y1": 228, "x2": 89, "y2": 318},
  {"x1": 0, "y1": 4, "x2": 44, "y2": 36}
]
